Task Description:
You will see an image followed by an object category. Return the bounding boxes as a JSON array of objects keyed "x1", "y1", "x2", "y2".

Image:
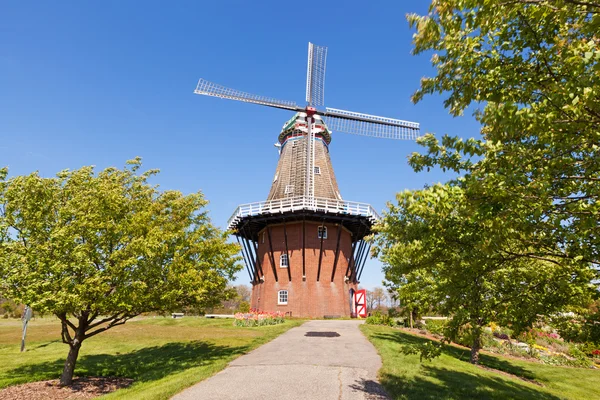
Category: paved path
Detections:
[{"x1": 172, "y1": 320, "x2": 389, "y2": 400}]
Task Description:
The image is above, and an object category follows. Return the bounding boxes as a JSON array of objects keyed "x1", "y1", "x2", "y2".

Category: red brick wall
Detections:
[{"x1": 250, "y1": 221, "x2": 358, "y2": 317}]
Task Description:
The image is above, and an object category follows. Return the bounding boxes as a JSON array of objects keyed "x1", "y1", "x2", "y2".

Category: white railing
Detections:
[{"x1": 227, "y1": 196, "x2": 380, "y2": 230}]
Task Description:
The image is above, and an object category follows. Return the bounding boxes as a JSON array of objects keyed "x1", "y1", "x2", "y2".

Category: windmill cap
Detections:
[{"x1": 278, "y1": 113, "x2": 331, "y2": 145}]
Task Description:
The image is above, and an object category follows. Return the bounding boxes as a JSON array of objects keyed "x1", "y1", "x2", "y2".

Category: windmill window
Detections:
[
  {"x1": 273, "y1": 174, "x2": 278, "y2": 182},
  {"x1": 262, "y1": 232, "x2": 265, "y2": 244},
  {"x1": 278, "y1": 290, "x2": 288, "y2": 305},
  {"x1": 280, "y1": 254, "x2": 289, "y2": 268},
  {"x1": 285, "y1": 185, "x2": 294, "y2": 194},
  {"x1": 318, "y1": 226, "x2": 327, "y2": 239},
  {"x1": 314, "y1": 166, "x2": 321, "y2": 175}
]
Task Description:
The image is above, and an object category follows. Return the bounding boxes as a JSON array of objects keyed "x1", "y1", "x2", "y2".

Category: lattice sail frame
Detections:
[
  {"x1": 323, "y1": 108, "x2": 420, "y2": 140},
  {"x1": 306, "y1": 42, "x2": 328, "y2": 107},
  {"x1": 195, "y1": 78, "x2": 300, "y2": 111}
]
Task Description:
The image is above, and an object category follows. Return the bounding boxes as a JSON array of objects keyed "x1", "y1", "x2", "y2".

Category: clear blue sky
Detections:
[{"x1": 1, "y1": 1, "x2": 481, "y2": 290}]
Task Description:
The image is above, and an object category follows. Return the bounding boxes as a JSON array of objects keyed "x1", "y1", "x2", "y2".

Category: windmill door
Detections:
[{"x1": 354, "y1": 289, "x2": 367, "y2": 318}]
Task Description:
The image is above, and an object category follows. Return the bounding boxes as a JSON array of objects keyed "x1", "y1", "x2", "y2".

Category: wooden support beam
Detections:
[
  {"x1": 253, "y1": 233, "x2": 265, "y2": 281},
  {"x1": 345, "y1": 222, "x2": 367, "y2": 278},
  {"x1": 351, "y1": 240, "x2": 366, "y2": 282},
  {"x1": 242, "y1": 235, "x2": 258, "y2": 283},
  {"x1": 331, "y1": 222, "x2": 343, "y2": 282},
  {"x1": 241, "y1": 225, "x2": 258, "y2": 282},
  {"x1": 302, "y1": 217, "x2": 306, "y2": 280},
  {"x1": 266, "y1": 225, "x2": 278, "y2": 282},
  {"x1": 235, "y1": 235, "x2": 254, "y2": 282},
  {"x1": 283, "y1": 220, "x2": 291, "y2": 281},
  {"x1": 252, "y1": 239, "x2": 264, "y2": 278},
  {"x1": 316, "y1": 219, "x2": 325, "y2": 281},
  {"x1": 357, "y1": 242, "x2": 372, "y2": 282},
  {"x1": 345, "y1": 238, "x2": 358, "y2": 278}
]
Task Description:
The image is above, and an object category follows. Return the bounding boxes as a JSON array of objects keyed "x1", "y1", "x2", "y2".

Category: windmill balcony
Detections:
[{"x1": 227, "y1": 195, "x2": 380, "y2": 231}]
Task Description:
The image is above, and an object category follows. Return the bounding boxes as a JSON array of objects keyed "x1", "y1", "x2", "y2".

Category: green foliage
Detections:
[
  {"x1": 0, "y1": 159, "x2": 241, "y2": 384},
  {"x1": 406, "y1": 0, "x2": 600, "y2": 268},
  {"x1": 237, "y1": 301, "x2": 250, "y2": 313},
  {"x1": 552, "y1": 312, "x2": 600, "y2": 345},
  {"x1": 401, "y1": 340, "x2": 444, "y2": 362},
  {"x1": 399, "y1": 0, "x2": 600, "y2": 365},
  {"x1": 365, "y1": 311, "x2": 394, "y2": 327},
  {"x1": 0, "y1": 300, "x2": 23, "y2": 319},
  {"x1": 424, "y1": 319, "x2": 447, "y2": 336},
  {"x1": 387, "y1": 307, "x2": 401, "y2": 318},
  {"x1": 374, "y1": 182, "x2": 596, "y2": 363}
]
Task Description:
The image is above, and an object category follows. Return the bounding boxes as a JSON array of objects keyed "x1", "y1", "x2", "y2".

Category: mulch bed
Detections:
[{"x1": 0, "y1": 377, "x2": 133, "y2": 400}]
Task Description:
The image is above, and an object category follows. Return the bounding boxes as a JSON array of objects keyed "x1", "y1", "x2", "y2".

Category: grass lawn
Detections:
[
  {"x1": 361, "y1": 324, "x2": 600, "y2": 400},
  {"x1": 0, "y1": 316, "x2": 303, "y2": 399}
]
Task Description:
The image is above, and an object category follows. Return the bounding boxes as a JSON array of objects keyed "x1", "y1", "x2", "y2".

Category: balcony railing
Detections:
[{"x1": 227, "y1": 196, "x2": 380, "y2": 230}]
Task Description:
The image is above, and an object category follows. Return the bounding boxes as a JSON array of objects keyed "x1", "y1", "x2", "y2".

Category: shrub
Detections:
[
  {"x1": 237, "y1": 301, "x2": 250, "y2": 313},
  {"x1": 424, "y1": 319, "x2": 447, "y2": 335},
  {"x1": 388, "y1": 307, "x2": 401, "y2": 318},
  {"x1": 365, "y1": 311, "x2": 394, "y2": 327},
  {"x1": 551, "y1": 313, "x2": 600, "y2": 345}
]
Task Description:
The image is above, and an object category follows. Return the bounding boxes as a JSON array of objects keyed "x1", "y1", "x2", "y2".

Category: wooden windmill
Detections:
[{"x1": 195, "y1": 43, "x2": 419, "y2": 317}]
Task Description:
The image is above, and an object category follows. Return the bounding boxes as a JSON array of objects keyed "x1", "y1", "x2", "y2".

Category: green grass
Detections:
[
  {"x1": 361, "y1": 324, "x2": 600, "y2": 400},
  {"x1": 0, "y1": 316, "x2": 303, "y2": 399}
]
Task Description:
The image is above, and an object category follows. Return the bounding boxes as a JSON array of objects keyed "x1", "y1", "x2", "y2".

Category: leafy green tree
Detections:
[
  {"x1": 374, "y1": 183, "x2": 596, "y2": 363},
  {"x1": 0, "y1": 159, "x2": 241, "y2": 385},
  {"x1": 386, "y1": 270, "x2": 437, "y2": 329},
  {"x1": 407, "y1": 0, "x2": 599, "y2": 266}
]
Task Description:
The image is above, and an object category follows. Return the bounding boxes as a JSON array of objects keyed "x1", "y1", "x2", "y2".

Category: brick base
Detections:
[{"x1": 250, "y1": 221, "x2": 358, "y2": 317}]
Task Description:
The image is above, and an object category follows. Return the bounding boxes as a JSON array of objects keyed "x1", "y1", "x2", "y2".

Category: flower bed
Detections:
[{"x1": 234, "y1": 310, "x2": 285, "y2": 327}]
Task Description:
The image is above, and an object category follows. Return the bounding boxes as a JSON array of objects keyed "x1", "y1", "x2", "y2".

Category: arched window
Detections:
[
  {"x1": 278, "y1": 290, "x2": 288, "y2": 305},
  {"x1": 280, "y1": 253, "x2": 289, "y2": 268},
  {"x1": 318, "y1": 225, "x2": 327, "y2": 239}
]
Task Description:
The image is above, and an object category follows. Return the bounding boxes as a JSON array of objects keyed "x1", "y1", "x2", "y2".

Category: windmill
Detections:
[{"x1": 195, "y1": 42, "x2": 419, "y2": 318}]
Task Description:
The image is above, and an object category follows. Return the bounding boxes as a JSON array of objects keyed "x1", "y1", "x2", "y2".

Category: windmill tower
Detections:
[{"x1": 195, "y1": 43, "x2": 419, "y2": 317}]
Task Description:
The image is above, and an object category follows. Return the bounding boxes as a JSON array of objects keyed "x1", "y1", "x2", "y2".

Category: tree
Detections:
[
  {"x1": 372, "y1": 287, "x2": 388, "y2": 310},
  {"x1": 386, "y1": 270, "x2": 437, "y2": 329},
  {"x1": 219, "y1": 284, "x2": 252, "y2": 312},
  {"x1": 407, "y1": 0, "x2": 600, "y2": 267},
  {"x1": 236, "y1": 285, "x2": 251, "y2": 303},
  {"x1": 0, "y1": 159, "x2": 241, "y2": 385},
  {"x1": 366, "y1": 290, "x2": 377, "y2": 311},
  {"x1": 374, "y1": 183, "x2": 597, "y2": 363}
]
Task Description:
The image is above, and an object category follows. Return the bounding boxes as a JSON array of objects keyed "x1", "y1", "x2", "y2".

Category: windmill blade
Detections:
[
  {"x1": 323, "y1": 107, "x2": 420, "y2": 140},
  {"x1": 305, "y1": 43, "x2": 328, "y2": 107},
  {"x1": 194, "y1": 79, "x2": 301, "y2": 112}
]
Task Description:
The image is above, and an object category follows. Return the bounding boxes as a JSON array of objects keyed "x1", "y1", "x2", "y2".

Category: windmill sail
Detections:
[
  {"x1": 194, "y1": 79, "x2": 301, "y2": 111},
  {"x1": 324, "y1": 108, "x2": 420, "y2": 140},
  {"x1": 305, "y1": 43, "x2": 327, "y2": 107}
]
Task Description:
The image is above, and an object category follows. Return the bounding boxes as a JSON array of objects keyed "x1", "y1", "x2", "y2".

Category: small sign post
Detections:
[{"x1": 20, "y1": 306, "x2": 32, "y2": 352}]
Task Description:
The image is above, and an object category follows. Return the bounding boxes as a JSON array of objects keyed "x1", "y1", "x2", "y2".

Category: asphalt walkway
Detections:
[{"x1": 172, "y1": 320, "x2": 389, "y2": 400}]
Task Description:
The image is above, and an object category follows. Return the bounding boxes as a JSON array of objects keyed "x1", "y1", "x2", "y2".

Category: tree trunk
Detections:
[
  {"x1": 470, "y1": 329, "x2": 481, "y2": 364},
  {"x1": 60, "y1": 339, "x2": 82, "y2": 386},
  {"x1": 409, "y1": 310, "x2": 414, "y2": 329}
]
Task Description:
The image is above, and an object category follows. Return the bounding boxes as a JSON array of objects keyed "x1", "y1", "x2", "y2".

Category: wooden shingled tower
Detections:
[{"x1": 194, "y1": 43, "x2": 420, "y2": 317}]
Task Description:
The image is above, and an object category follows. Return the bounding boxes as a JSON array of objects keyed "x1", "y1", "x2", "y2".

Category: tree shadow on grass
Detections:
[
  {"x1": 371, "y1": 331, "x2": 559, "y2": 400},
  {"x1": 380, "y1": 367, "x2": 559, "y2": 400},
  {"x1": 9, "y1": 341, "x2": 248, "y2": 383},
  {"x1": 373, "y1": 331, "x2": 537, "y2": 380}
]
